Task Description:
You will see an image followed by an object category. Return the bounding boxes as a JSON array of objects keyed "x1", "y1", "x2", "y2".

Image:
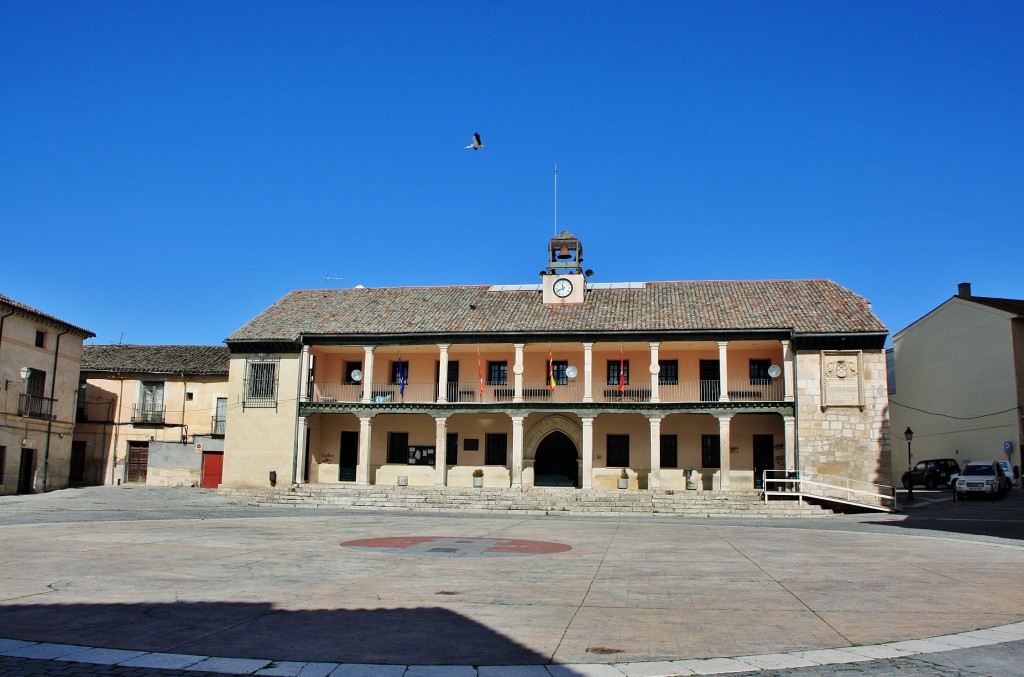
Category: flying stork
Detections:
[{"x1": 465, "y1": 133, "x2": 486, "y2": 150}]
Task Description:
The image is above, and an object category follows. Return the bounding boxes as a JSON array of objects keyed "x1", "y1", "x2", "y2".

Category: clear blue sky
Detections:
[{"x1": 2, "y1": 1, "x2": 1022, "y2": 346}]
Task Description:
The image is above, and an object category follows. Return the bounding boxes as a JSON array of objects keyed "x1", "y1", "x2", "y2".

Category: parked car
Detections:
[
  {"x1": 902, "y1": 458, "x2": 960, "y2": 490},
  {"x1": 995, "y1": 460, "x2": 1018, "y2": 488},
  {"x1": 954, "y1": 461, "x2": 1008, "y2": 500}
]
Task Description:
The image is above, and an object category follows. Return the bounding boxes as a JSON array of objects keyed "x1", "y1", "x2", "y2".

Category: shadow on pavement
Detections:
[
  {"x1": 860, "y1": 489, "x2": 1024, "y2": 541},
  {"x1": 0, "y1": 601, "x2": 551, "y2": 666}
]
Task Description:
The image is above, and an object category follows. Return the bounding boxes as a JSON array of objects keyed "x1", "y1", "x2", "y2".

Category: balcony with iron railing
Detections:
[
  {"x1": 132, "y1": 404, "x2": 166, "y2": 424},
  {"x1": 309, "y1": 377, "x2": 784, "y2": 406},
  {"x1": 19, "y1": 393, "x2": 57, "y2": 420},
  {"x1": 211, "y1": 416, "x2": 226, "y2": 435}
]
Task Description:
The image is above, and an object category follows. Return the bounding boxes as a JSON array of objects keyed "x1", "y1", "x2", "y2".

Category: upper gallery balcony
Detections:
[
  {"x1": 306, "y1": 340, "x2": 790, "y2": 407},
  {"x1": 310, "y1": 377, "x2": 784, "y2": 405}
]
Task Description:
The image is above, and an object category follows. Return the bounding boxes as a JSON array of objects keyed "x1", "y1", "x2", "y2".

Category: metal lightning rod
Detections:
[{"x1": 553, "y1": 163, "x2": 558, "y2": 236}]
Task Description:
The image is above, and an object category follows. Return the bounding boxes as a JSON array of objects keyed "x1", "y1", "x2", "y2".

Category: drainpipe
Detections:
[
  {"x1": 111, "y1": 375, "x2": 125, "y2": 485},
  {"x1": 180, "y1": 371, "x2": 188, "y2": 441},
  {"x1": 41, "y1": 329, "x2": 70, "y2": 492}
]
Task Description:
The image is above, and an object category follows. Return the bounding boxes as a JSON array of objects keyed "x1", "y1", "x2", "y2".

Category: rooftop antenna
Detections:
[
  {"x1": 323, "y1": 275, "x2": 345, "y2": 288},
  {"x1": 553, "y1": 163, "x2": 558, "y2": 236}
]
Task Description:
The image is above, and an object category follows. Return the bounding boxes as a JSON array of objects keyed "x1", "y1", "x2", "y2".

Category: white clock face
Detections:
[{"x1": 553, "y1": 278, "x2": 573, "y2": 297}]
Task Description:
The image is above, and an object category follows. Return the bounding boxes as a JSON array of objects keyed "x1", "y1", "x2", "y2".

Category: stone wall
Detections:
[{"x1": 796, "y1": 350, "x2": 891, "y2": 485}]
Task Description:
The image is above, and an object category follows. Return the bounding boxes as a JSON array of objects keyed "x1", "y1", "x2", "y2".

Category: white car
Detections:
[
  {"x1": 955, "y1": 461, "x2": 1007, "y2": 500},
  {"x1": 996, "y1": 460, "x2": 1018, "y2": 488}
]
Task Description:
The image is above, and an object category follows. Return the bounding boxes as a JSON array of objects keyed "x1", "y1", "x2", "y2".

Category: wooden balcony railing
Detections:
[{"x1": 308, "y1": 378, "x2": 784, "y2": 405}]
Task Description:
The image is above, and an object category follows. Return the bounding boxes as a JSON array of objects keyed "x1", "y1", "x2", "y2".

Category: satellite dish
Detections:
[
  {"x1": 350, "y1": 369, "x2": 363, "y2": 382},
  {"x1": 565, "y1": 366, "x2": 578, "y2": 379},
  {"x1": 767, "y1": 365, "x2": 781, "y2": 378}
]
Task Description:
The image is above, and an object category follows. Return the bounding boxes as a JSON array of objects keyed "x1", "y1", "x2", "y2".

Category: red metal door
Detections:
[{"x1": 201, "y1": 451, "x2": 224, "y2": 488}]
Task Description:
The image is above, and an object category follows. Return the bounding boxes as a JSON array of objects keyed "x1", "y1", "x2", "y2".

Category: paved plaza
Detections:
[{"x1": 1, "y1": 486, "x2": 1022, "y2": 676}]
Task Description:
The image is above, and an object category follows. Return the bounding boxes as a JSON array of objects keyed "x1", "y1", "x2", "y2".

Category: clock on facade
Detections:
[{"x1": 553, "y1": 278, "x2": 573, "y2": 298}]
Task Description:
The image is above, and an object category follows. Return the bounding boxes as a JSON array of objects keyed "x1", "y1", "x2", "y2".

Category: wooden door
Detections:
[
  {"x1": 126, "y1": 441, "x2": 149, "y2": 483},
  {"x1": 699, "y1": 360, "x2": 720, "y2": 401},
  {"x1": 18, "y1": 448, "x2": 35, "y2": 494},
  {"x1": 201, "y1": 451, "x2": 224, "y2": 488},
  {"x1": 753, "y1": 434, "x2": 774, "y2": 489},
  {"x1": 69, "y1": 441, "x2": 87, "y2": 484},
  {"x1": 339, "y1": 431, "x2": 358, "y2": 482}
]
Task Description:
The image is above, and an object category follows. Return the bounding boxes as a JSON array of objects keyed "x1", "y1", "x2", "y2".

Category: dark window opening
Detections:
[
  {"x1": 660, "y1": 435, "x2": 678, "y2": 468},
  {"x1": 701, "y1": 435, "x2": 721, "y2": 468},
  {"x1": 607, "y1": 434, "x2": 630, "y2": 467}
]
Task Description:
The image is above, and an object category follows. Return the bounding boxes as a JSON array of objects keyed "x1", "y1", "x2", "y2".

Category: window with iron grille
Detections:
[
  {"x1": 485, "y1": 433, "x2": 507, "y2": 465},
  {"x1": 660, "y1": 435, "x2": 678, "y2": 468},
  {"x1": 0, "y1": 446, "x2": 5, "y2": 484},
  {"x1": 387, "y1": 432, "x2": 409, "y2": 464},
  {"x1": 244, "y1": 356, "x2": 279, "y2": 408},
  {"x1": 658, "y1": 360, "x2": 678, "y2": 385},
  {"x1": 607, "y1": 434, "x2": 629, "y2": 467},
  {"x1": 701, "y1": 435, "x2": 721, "y2": 468},
  {"x1": 35, "y1": 330, "x2": 46, "y2": 348},
  {"x1": 607, "y1": 360, "x2": 629, "y2": 385},
  {"x1": 487, "y1": 361, "x2": 508, "y2": 386},
  {"x1": 749, "y1": 359, "x2": 772, "y2": 385}
]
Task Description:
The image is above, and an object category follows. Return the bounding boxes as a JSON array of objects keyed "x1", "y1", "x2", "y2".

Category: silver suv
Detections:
[{"x1": 954, "y1": 461, "x2": 1008, "y2": 501}]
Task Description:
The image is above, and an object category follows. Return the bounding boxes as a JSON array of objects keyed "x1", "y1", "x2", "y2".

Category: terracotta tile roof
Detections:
[
  {"x1": 227, "y1": 279, "x2": 887, "y2": 343},
  {"x1": 82, "y1": 345, "x2": 229, "y2": 375},
  {"x1": 0, "y1": 293, "x2": 95, "y2": 338},
  {"x1": 965, "y1": 295, "x2": 1024, "y2": 316}
]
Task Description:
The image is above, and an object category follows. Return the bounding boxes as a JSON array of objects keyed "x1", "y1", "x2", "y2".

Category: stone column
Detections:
[
  {"x1": 513, "y1": 343, "x2": 525, "y2": 403},
  {"x1": 294, "y1": 345, "x2": 310, "y2": 484},
  {"x1": 782, "y1": 340, "x2": 794, "y2": 402},
  {"x1": 648, "y1": 415, "x2": 662, "y2": 490},
  {"x1": 434, "y1": 416, "x2": 448, "y2": 487},
  {"x1": 437, "y1": 344, "x2": 450, "y2": 403},
  {"x1": 357, "y1": 415, "x2": 372, "y2": 485},
  {"x1": 581, "y1": 416, "x2": 595, "y2": 489},
  {"x1": 583, "y1": 342, "x2": 594, "y2": 402},
  {"x1": 718, "y1": 413, "x2": 733, "y2": 491},
  {"x1": 295, "y1": 417, "x2": 307, "y2": 484},
  {"x1": 361, "y1": 346, "x2": 375, "y2": 403},
  {"x1": 717, "y1": 341, "x2": 730, "y2": 402},
  {"x1": 511, "y1": 415, "x2": 525, "y2": 488},
  {"x1": 783, "y1": 414, "x2": 796, "y2": 474},
  {"x1": 649, "y1": 341, "x2": 661, "y2": 403}
]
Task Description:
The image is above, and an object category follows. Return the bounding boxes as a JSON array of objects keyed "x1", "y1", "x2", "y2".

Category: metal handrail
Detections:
[
  {"x1": 19, "y1": 393, "x2": 57, "y2": 420},
  {"x1": 763, "y1": 469, "x2": 896, "y2": 512}
]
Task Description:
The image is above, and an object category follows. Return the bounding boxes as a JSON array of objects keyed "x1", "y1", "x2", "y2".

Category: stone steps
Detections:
[{"x1": 218, "y1": 485, "x2": 833, "y2": 517}]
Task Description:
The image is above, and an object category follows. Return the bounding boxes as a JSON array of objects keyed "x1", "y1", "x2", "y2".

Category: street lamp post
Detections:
[{"x1": 905, "y1": 427, "x2": 914, "y2": 501}]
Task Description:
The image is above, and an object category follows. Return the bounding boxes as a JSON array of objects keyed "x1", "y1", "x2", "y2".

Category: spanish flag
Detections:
[{"x1": 549, "y1": 346, "x2": 556, "y2": 391}]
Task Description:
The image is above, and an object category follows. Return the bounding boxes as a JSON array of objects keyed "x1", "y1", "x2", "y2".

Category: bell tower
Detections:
[{"x1": 541, "y1": 231, "x2": 589, "y2": 304}]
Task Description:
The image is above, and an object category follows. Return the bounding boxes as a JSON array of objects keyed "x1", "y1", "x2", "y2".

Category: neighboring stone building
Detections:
[
  {"x1": 221, "y1": 233, "x2": 891, "y2": 494},
  {"x1": 75, "y1": 345, "x2": 230, "y2": 487},
  {"x1": 0, "y1": 294, "x2": 94, "y2": 495},
  {"x1": 890, "y1": 282, "x2": 1023, "y2": 482}
]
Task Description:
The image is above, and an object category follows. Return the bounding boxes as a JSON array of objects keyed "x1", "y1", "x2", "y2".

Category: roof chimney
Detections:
[{"x1": 957, "y1": 282, "x2": 972, "y2": 298}]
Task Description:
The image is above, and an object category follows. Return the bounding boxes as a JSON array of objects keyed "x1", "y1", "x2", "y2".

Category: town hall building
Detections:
[{"x1": 220, "y1": 232, "x2": 891, "y2": 495}]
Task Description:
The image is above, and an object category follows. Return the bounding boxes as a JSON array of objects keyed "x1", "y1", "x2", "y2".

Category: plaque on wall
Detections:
[{"x1": 821, "y1": 351, "x2": 863, "y2": 410}]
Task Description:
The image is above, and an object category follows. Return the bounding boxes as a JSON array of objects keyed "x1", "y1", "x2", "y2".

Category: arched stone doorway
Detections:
[{"x1": 534, "y1": 432, "x2": 579, "y2": 487}]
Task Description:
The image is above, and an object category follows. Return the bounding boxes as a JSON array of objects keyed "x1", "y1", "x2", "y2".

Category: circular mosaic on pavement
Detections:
[{"x1": 340, "y1": 536, "x2": 572, "y2": 557}]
